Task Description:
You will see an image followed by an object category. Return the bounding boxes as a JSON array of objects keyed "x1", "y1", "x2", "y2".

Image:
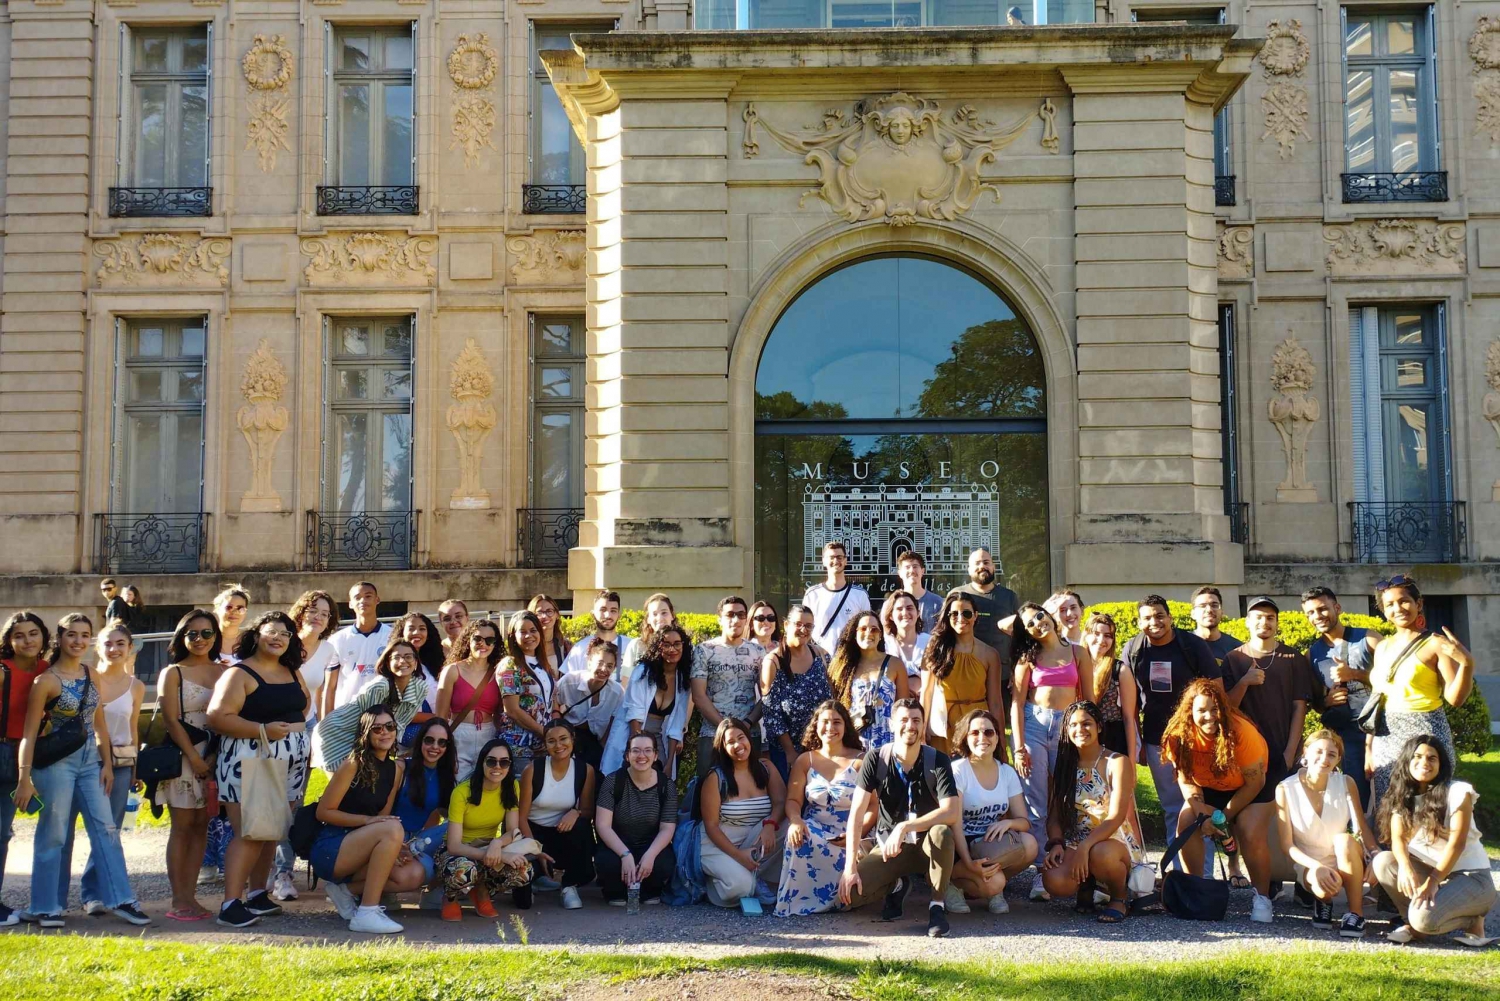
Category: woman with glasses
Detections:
[
  {"x1": 761, "y1": 605, "x2": 834, "y2": 781},
  {"x1": 438, "y1": 738, "x2": 533, "y2": 921},
  {"x1": 595, "y1": 732, "x2": 677, "y2": 905},
  {"x1": 601, "y1": 625, "x2": 693, "y2": 776},
  {"x1": 528, "y1": 594, "x2": 573, "y2": 673},
  {"x1": 748, "y1": 601, "x2": 782, "y2": 652},
  {"x1": 396, "y1": 717, "x2": 456, "y2": 896},
  {"x1": 775, "y1": 700, "x2": 862, "y2": 917},
  {"x1": 497, "y1": 610, "x2": 557, "y2": 777},
  {"x1": 518, "y1": 720, "x2": 597, "y2": 910},
  {"x1": 206, "y1": 611, "x2": 311, "y2": 928},
  {"x1": 948, "y1": 709, "x2": 1034, "y2": 916},
  {"x1": 880, "y1": 589, "x2": 929, "y2": 684},
  {"x1": 919, "y1": 593, "x2": 1002, "y2": 757},
  {"x1": 312, "y1": 639, "x2": 428, "y2": 773},
  {"x1": 827, "y1": 611, "x2": 907, "y2": 751},
  {"x1": 434, "y1": 619, "x2": 505, "y2": 779},
  {"x1": 312, "y1": 707, "x2": 427, "y2": 934}
]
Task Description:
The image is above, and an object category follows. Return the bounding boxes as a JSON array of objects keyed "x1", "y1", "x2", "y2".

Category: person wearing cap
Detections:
[{"x1": 1221, "y1": 598, "x2": 1319, "y2": 790}]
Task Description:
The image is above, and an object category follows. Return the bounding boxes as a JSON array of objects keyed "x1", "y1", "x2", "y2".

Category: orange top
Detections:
[{"x1": 1180, "y1": 714, "x2": 1268, "y2": 793}]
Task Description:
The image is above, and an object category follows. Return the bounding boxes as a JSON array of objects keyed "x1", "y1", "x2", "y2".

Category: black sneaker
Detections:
[
  {"x1": 880, "y1": 878, "x2": 909, "y2": 922},
  {"x1": 927, "y1": 904, "x2": 950, "y2": 938},
  {"x1": 216, "y1": 899, "x2": 260, "y2": 929},
  {"x1": 38, "y1": 913, "x2": 65, "y2": 929},
  {"x1": 110, "y1": 902, "x2": 152, "y2": 927},
  {"x1": 1339, "y1": 912, "x2": 1366, "y2": 938},
  {"x1": 1293, "y1": 882, "x2": 1315, "y2": 908},
  {"x1": 1311, "y1": 899, "x2": 1334, "y2": 929},
  {"x1": 0, "y1": 903, "x2": 17, "y2": 928},
  {"x1": 512, "y1": 884, "x2": 534, "y2": 910},
  {"x1": 243, "y1": 890, "x2": 282, "y2": 917}
]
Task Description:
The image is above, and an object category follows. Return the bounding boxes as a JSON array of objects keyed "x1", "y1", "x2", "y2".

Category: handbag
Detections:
[
  {"x1": 239, "y1": 723, "x2": 293, "y2": 841},
  {"x1": 0, "y1": 665, "x2": 17, "y2": 786},
  {"x1": 1156, "y1": 813, "x2": 1229, "y2": 921},
  {"x1": 33, "y1": 671, "x2": 93, "y2": 770},
  {"x1": 137, "y1": 669, "x2": 216, "y2": 785},
  {"x1": 1357, "y1": 631, "x2": 1429, "y2": 737}
]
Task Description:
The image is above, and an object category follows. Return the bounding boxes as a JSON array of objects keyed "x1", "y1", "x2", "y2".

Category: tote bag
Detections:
[{"x1": 239, "y1": 724, "x2": 292, "y2": 841}]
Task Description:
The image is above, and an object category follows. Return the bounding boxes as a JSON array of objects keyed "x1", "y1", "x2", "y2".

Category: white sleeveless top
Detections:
[
  {"x1": 1279, "y1": 771, "x2": 1354, "y2": 863},
  {"x1": 101, "y1": 686, "x2": 136, "y2": 749},
  {"x1": 529, "y1": 757, "x2": 577, "y2": 827}
]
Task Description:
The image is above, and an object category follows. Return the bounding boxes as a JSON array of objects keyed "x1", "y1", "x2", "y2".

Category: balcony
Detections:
[
  {"x1": 108, "y1": 187, "x2": 212, "y2": 218},
  {"x1": 307, "y1": 510, "x2": 418, "y2": 571},
  {"x1": 93, "y1": 512, "x2": 207, "y2": 574},
  {"x1": 1348, "y1": 501, "x2": 1466, "y2": 564},
  {"x1": 1214, "y1": 175, "x2": 1235, "y2": 207},
  {"x1": 517, "y1": 507, "x2": 582, "y2": 569},
  {"x1": 522, "y1": 184, "x2": 586, "y2": 215},
  {"x1": 316, "y1": 185, "x2": 419, "y2": 216},
  {"x1": 1340, "y1": 172, "x2": 1448, "y2": 204}
]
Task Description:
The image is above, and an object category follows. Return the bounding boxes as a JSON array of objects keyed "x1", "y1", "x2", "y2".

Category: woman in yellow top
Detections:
[
  {"x1": 1367, "y1": 575, "x2": 1474, "y2": 814},
  {"x1": 920, "y1": 593, "x2": 1003, "y2": 756},
  {"x1": 439, "y1": 737, "x2": 534, "y2": 922}
]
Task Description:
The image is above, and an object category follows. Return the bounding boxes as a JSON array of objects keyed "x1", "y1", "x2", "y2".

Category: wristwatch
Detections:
[{"x1": 1211, "y1": 809, "x2": 1227, "y2": 828}]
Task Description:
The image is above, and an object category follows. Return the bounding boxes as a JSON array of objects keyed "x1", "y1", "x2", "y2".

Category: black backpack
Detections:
[
  {"x1": 1152, "y1": 813, "x2": 1229, "y2": 920},
  {"x1": 289, "y1": 803, "x2": 323, "y2": 861},
  {"x1": 531, "y1": 757, "x2": 591, "y2": 804}
]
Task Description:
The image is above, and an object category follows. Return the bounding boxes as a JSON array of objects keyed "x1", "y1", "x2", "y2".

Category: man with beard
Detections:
[{"x1": 947, "y1": 549, "x2": 1019, "y2": 718}]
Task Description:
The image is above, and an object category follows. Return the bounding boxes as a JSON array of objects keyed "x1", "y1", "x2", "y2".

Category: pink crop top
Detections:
[
  {"x1": 452, "y1": 672, "x2": 501, "y2": 718},
  {"x1": 1030, "y1": 648, "x2": 1080, "y2": 689}
]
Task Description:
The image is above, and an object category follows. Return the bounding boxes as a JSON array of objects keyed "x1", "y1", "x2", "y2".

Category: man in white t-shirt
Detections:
[
  {"x1": 803, "y1": 541, "x2": 870, "y2": 652},
  {"x1": 323, "y1": 580, "x2": 392, "y2": 713},
  {"x1": 560, "y1": 589, "x2": 630, "y2": 678}
]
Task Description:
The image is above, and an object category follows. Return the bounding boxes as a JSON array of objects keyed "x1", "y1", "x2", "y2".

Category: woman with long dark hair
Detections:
[
  {"x1": 622, "y1": 592, "x2": 678, "y2": 684},
  {"x1": 434, "y1": 618, "x2": 504, "y2": 779},
  {"x1": 700, "y1": 716, "x2": 785, "y2": 909},
  {"x1": 498, "y1": 610, "x2": 557, "y2": 776},
  {"x1": 1, "y1": 610, "x2": 50, "y2": 925},
  {"x1": 827, "y1": 611, "x2": 907, "y2": 751},
  {"x1": 748, "y1": 600, "x2": 782, "y2": 652},
  {"x1": 394, "y1": 611, "x2": 445, "y2": 745},
  {"x1": 949, "y1": 708, "x2": 1033, "y2": 915},
  {"x1": 438, "y1": 737, "x2": 533, "y2": 921},
  {"x1": 919, "y1": 592, "x2": 1002, "y2": 756},
  {"x1": 312, "y1": 638, "x2": 427, "y2": 772},
  {"x1": 396, "y1": 717, "x2": 456, "y2": 892},
  {"x1": 761, "y1": 605, "x2": 833, "y2": 780},
  {"x1": 1373, "y1": 735, "x2": 1495, "y2": 946},
  {"x1": 775, "y1": 700, "x2": 862, "y2": 916},
  {"x1": 518, "y1": 719, "x2": 597, "y2": 909},
  {"x1": 528, "y1": 594, "x2": 572, "y2": 672},
  {"x1": 602, "y1": 623, "x2": 693, "y2": 776}
]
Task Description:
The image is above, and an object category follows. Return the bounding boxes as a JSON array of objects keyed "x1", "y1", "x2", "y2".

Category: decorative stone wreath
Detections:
[
  {"x1": 448, "y1": 32, "x2": 499, "y2": 90},
  {"x1": 244, "y1": 33, "x2": 294, "y2": 91}
]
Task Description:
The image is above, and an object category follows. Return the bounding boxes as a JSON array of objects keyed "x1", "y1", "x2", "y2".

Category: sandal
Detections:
[
  {"x1": 1097, "y1": 900, "x2": 1128, "y2": 924},
  {"x1": 1454, "y1": 933, "x2": 1497, "y2": 949},
  {"x1": 165, "y1": 908, "x2": 211, "y2": 922},
  {"x1": 1228, "y1": 875, "x2": 1253, "y2": 890}
]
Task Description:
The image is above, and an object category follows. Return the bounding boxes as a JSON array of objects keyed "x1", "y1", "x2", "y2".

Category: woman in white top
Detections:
[
  {"x1": 948, "y1": 709, "x2": 1034, "y2": 915},
  {"x1": 1372, "y1": 734, "x2": 1496, "y2": 947},
  {"x1": 621, "y1": 593, "x2": 678, "y2": 685},
  {"x1": 1274, "y1": 729, "x2": 1379, "y2": 937},
  {"x1": 517, "y1": 720, "x2": 597, "y2": 910},
  {"x1": 62, "y1": 619, "x2": 145, "y2": 915},
  {"x1": 290, "y1": 590, "x2": 339, "y2": 725},
  {"x1": 880, "y1": 589, "x2": 930, "y2": 683}
]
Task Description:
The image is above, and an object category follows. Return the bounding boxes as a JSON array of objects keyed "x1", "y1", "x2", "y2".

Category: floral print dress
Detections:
[
  {"x1": 1064, "y1": 752, "x2": 1142, "y2": 859},
  {"x1": 775, "y1": 760, "x2": 858, "y2": 917},
  {"x1": 763, "y1": 651, "x2": 833, "y2": 753},
  {"x1": 849, "y1": 667, "x2": 896, "y2": 751},
  {"x1": 498, "y1": 656, "x2": 551, "y2": 763}
]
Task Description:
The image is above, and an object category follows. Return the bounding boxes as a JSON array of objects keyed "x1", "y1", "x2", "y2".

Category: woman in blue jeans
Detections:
[{"x1": 11, "y1": 613, "x2": 149, "y2": 927}]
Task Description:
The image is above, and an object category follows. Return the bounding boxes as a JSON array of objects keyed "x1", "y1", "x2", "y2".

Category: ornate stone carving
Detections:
[
  {"x1": 1038, "y1": 98, "x2": 1061, "y2": 153},
  {"x1": 1218, "y1": 227, "x2": 1253, "y2": 278},
  {"x1": 1256, "y1": 20, "x2": 1311, "y2": 161},
  {"x1": 95, "y1": 233, "x2": 230, "y2": 288},
  {"x1": 446, "y1": 339, "x2": 498, "y2": 509},
  {"x1": 1472, "y1": 15, "x2": 1500, "y2": 69},
  {"x1": 1478, "y1": 75, "x2": 1500, "y2": 145},
  {"x1": 741, "y1": 92, "x2": 1047, "y2": 226},
  {"x1": 1257, "y1": 19, "x2": 1311, "y2": 77},
  {"x1": 1323, "y1": 220, "x2": 1466, "y2": 274},
  {"x1": 1472, "y1": 17, "x2": 1500, "y2": 145},
  {"x1": 1268, "y1": 337, "x2": 1320, "y2": 503},
  {"x1": 1485, "y1": 339, "x2": 1500, "y2": 501},
  {"x1": 451, "y1": 95, "x2": 497, "y2": 168},
  {"x1": 237, "y1": 340, "x2": 290, "y2": 512},
  {"x1": 300, "y1": 232, "x2": 437, "y2": 286},
  {"x1": 447, "y1": 33, "x2": 499, "y2": 170},
  {"x1": 243, "y1": 34, "x2": 293, "y2": 91},
  {"x1": 247, "y1": 96, "x2": 293, "y2": 172},
  {"x1": 448, "y1": 33, "x2": 498, "y2": 90},
  {"x1": 507, "y1": 230, "x2": 586, "y2": 283}
]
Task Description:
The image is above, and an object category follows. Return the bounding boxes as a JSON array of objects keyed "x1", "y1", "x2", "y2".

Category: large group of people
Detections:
[{"x1": 0, "y1": 551, "x2": 1490, "y2": 947}]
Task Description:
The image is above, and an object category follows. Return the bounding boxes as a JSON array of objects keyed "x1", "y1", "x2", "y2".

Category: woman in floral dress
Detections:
[
  {"x1": 776, "y1": 700, "x2": 864, "y2": 916},
  {"x1": 827, "y1": 612, "x2": 908, "y2": 751},
  {"x1": 760, "y1": 605, "x2": 834, "y2": 781}
]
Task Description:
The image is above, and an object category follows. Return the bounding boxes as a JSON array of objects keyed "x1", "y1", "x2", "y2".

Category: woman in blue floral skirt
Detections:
[{"x1": 775, "y1": 700, "x2": 864, "y2": 916}]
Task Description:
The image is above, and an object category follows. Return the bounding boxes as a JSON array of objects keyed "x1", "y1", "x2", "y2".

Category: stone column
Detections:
[{"x1": 1062, "y1": 67, "x2": 1243, "y2": 601}]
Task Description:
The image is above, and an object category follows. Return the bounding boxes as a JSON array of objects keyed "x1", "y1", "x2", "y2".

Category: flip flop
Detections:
[
  {"x1": 1228, "y1": 875, "x2": 1254, "y2": 890},
  {"x1": 1097, "y1": 901, "x2": 1128, "y2": 924},
  {"x1": 165, "y1": 908, "x2": 212, "y2": 922},
  {"x1": 1454, "y1": 933, "x2": 1497, "y2": 949}
]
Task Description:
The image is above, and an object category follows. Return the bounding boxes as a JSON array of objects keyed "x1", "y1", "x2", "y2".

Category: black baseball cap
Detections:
[{"x1": 1246, "y1": 596, "x2": 1279, "y2": 613}]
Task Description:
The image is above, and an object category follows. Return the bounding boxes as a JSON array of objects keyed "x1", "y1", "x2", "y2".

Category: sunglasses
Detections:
[
  {"x1": 369, "y1": 721, "x2": 398, "y2": 734},
  {"x1": 484, "y1": 756, "x2": 512, "y2": 768},
  {"x1": 1376, "y1": 573, "x2": 1417, "y2": 592},
  {"x1": 422, "y1": 736, "x2": 449, "y2": 748},
  {"x1": 722, "y1": 610, "x2": 747, "y2": 619},
  {"x1": 471, "y1": 635, "x2": 497, "y2": 646},
  {"x1": 752, "y1": 614, "x2": 777, "y2": 623},
  {"x1": 949, "y1": 609, "x2": 975, "y2": 620},
  {"x1": 1026, "y1": 614, "x2": 1049, "y2": 628},
  {"x1": 183, "y1": 629, "x2": 217, "y2": 641},
  {"x1": 968, "y1": 727, "x2": 998, "y2": 738}
]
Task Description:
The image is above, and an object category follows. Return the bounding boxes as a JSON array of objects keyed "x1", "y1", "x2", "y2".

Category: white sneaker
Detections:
[
  {"x1": 323, "y1": 880, "x2": 358, "y2": 921},
  {"x1": 1093, "y1": 888, "x2": 1111, "y2": 906},
  {"x1": 1386, "y1": 923, "x2": 1415, "y2": 944},
  {"x1": 1030, "y1": 883, "x2": 1051, "y2": 902},
  {"x1": 560, "y1": 886, "x2": 582, "y2": 910},
  {"x1": 987, "y1": 894, "x2": 1010, "y2": 915},
  {"x1": 269, "y1": 872, "x2": 299, "y2": 902},
  {"x1": 943, "y1": 884, "x2": 971, "y2": 914},
  {"x1": 82, "y1": 900, "x2": 107, "y2": 917},
  {"x1": 1250, "y1": 893, "x2": 1274, "y2": 924},
  {"x1": 348, "y1": 905, "x2": 403, "y2": 935},
  {"x1": 197, "y1": 866, "x2": 221, "y2": 886}
]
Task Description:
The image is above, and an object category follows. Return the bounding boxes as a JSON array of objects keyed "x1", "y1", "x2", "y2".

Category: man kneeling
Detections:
[{"x1": 839, "y1": 698, "x2": 961, "y2": 937}]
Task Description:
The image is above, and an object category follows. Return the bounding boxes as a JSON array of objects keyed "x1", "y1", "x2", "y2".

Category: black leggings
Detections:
[
  {"x1": 596, "y1": 839, "x2": 676, "y2": 901},
  {"x1": 531, "y1": 820, "x2": 597, "y2": 888}
]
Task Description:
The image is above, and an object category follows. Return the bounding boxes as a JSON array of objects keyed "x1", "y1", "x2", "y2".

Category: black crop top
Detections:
[
  {"x1": 338, "y1": 757, "x2": 398, "y2": 818},
  {"x1": 235, "y1": 663, "x2": 308, "y2": 725}
]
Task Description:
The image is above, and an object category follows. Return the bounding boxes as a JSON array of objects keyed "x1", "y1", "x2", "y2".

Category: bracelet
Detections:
[
  {"x1": 1044, "y1": 838, "x2": 1064, "y2": 852},
  {"x1": 761, "y1": 819, "x2": 777, "y2": 827}
]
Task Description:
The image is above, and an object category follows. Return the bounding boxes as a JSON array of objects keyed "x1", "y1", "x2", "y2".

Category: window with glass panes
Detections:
[
  {"x1": 530, "y1": 24, "x2": 596, "y2": 186},
  {"x1": 326, "y1": 317, "x2": 414, "y2": 513},
  {"x1": 127, "y1": 27, "x2": 209, "y2": 188},
  {"x1": 1343, "y1": 9, "x2": 1438, "y2": 173},
  {"x1": 329, "y1": 26, "x2": 415, "y2": 186},
  {"x1": 531, "y1": 317, "x2": 585, "y2": 510},
  {"x1": 1349, "y1": 304, "x2": 1449, "y2": 506},
  {"x1": 116, "y1": 319, "x2": 206, "y2": 513}
]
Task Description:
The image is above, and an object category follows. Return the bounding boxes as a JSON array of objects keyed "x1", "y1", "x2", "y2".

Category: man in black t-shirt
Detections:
[
  {"x1": 948, "y1": 548, "x2": 1019, "y2": 715},
  {"x1": 1190, "y1": 585, "x2": 1241, "y2": 665},
  {"x1": 841, "y1": 699, "x2": 960, "y2": 938}
]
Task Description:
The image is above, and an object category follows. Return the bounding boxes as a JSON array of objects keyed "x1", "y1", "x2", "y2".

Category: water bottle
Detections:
[
  {"x1": 626, "y1": 881, "x2": 641, "y2": 915},
  {"x1": 122, "y1": 789, "x2": 141, "y2": 831}
]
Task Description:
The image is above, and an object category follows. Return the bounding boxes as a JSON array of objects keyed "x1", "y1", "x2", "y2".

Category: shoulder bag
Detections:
[
  {"x1": 33, "y1": 670, "x2": 93, "y2": 769},
  {"x1": 448, "y1": 665, "x2": 497, "y2": 728},
  {"x1": 1155, "y1": 812, "x2": 1229, "y2": 920},
  {"x1": 1356, "y1": 631, "x2": 1429, "y2": 737},
  {"x1": 0, "y1": 665, "x2": 16, "y2": 786},
  {"x1": 137, "y1": 669, "x2": 216, "y2": 785}
]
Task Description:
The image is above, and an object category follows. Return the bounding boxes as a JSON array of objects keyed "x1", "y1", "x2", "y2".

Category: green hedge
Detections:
[{"x1": 559, "y1": 611, "x2": 721, "y2": 645}]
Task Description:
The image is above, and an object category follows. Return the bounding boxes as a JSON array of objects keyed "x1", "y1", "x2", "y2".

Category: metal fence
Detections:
[
  {"x1": 93, "y1": 512, "x2": 208, "y2": 575},
  {"x1": 1348, "y1": 500, "x2": 1467, "y2": 564},
  {"x1": 516, "y1": 507, "x2": 582, "y2": 568},
  {"x1": 306, "y1": 510, "x2": 419, "y2": 571}
]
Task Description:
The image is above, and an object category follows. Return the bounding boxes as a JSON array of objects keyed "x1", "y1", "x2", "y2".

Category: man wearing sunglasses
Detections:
[
  {"x1": 947, "y1": 549, "x2": 1019, "y2": 715},
  {"x1": 691, "y1": 595, "x2": 767, "y2": 778}
]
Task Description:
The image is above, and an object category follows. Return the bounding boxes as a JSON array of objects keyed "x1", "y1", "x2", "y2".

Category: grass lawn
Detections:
[{"x1": 0, "y1": 937, "x2": 1495, "y2": 1001}]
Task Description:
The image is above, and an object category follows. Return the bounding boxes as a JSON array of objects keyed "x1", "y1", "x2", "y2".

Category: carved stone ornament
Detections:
[
  {"x1": 446, "y1": 34, "x2": 498, "y2": 170},
  {"x1": 507, "y1": 230, "x2": 586, "y2": 283},
  {"x1": 448, "y1": 33, "x2": 499, "y2": 90},
  {"x1": 1268, "y1": 337, "x2": 1320, "y2": 503},
  {"x1": 741, "y1": 92, "x2": 1049, "y2": 226},
  {"x1": 1324, "y1": 220, "x2": 1466, "y2": 274},
  {"x1": 445, "y1": 339, "x2": 498, "y2": 509},
  {"x1": 1261, "y1": 82, "x2": 1311, "y2": 160},
  {"x1": 1485, "y1": 339, "x2": 1500, "y2": 500},
  {"x1": 247, "y1": 95, "x2": 293, "y2": 173},
  {"x1": 300, "y1": 232, "x2": 437, "y2": 286},
  {"x1": 95, "y1": 233, "x2": 230, "y2": 288},
  {"x1": 237, "y1": 340, "x2": 290, "y2": 512},
  {"x1": 243, "y1": 34, "x2": 294, "y2": 92},
  {"x1": 1472, "y1": 15, "x2": 1500, "y2": 70},
  {"x1": 1218, "y1": 227, "x2": 1253, "y2": 278},
  {"x1": 1473, "y1": 18, "x2": 1500, "y2": 145},
  {"x1": 451, "y1": 94, "x2": 497, "y2": 169},
  {"x1": 1257, "y1": 20, "x2": 1311, "y2": 78}
]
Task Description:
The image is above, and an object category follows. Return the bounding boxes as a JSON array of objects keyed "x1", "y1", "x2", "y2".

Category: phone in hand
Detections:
[{"x1": 18, "y1": 794, "x2": 43, "y2": 816}]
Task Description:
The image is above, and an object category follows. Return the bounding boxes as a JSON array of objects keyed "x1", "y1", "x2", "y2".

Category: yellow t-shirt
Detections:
[
  {"x1": 1374, "y1": 636, "x2": 1443, "y2": 713},
  {"x1": 450, "y1": 781, "x2": 508, "y2": 842}
]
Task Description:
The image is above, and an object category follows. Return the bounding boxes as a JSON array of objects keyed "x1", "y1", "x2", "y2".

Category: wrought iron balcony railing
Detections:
[
  {"x1": 93, "y1": 512, "x2": 207, "y2": 574},
  {"x1": 108, "y1": 187, "x2": 212, "y2": 218},
  {"x1": 316, "y1": 185, "x2": 419, "y2": 216},
  {"x1": 1214, "y1": 175, "x2": 1235, "y2": 207},
  {"x1": 1230, "y1": 501, "x2": 1250, "y2": 546},
  {"x1": 307, "y1": 510, "x2": 418, "y2": 571},
  {"x1": 1348, "y1": 501, "x2": 1467, "y2": 565},
  {"x1": 1340, "y1": 171, "x2": 1448, "y2": 204},
  {"x1": 522, "y1": 184, "x2": 586, "y2": 215},
  {"x1": 517, "y1": 507, "x2": 582, "y2": 569}
]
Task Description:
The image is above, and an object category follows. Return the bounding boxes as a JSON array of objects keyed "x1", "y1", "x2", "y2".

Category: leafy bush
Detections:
[{"x1": 560, "y1": 611, "x2": 721, "y2": 645}]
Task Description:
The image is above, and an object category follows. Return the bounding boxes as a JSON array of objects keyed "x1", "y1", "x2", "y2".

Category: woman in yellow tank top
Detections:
[{"x1": 919, "y1": 593, "x2": 1003, "y2": 756}]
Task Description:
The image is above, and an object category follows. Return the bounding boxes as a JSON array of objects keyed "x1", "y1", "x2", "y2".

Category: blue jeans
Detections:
[
  {"x1": 1020, "y1": 703, "x2": 1064, "y2": 864},
  {"x1": 0, "y1": 775, "x2": 16, "y2": 895},
  {"x1": 1146, "y1": 742, "x2": 1213, "y2": 877},
  {"x1": 61, "y1": 761, "x2": 132, "y2": 906},
  {"x1": 30, "y1": 743, "x2": 136, "y2": 915}
]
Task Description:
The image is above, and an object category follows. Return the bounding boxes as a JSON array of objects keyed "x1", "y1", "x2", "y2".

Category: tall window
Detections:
[
  {"x1": 1217, "y1": 305, "x2": 1243, "y2": 542},
  {"x1": 128, "y1": 27, "x2": 209, "y2": 189},
  {"x1": 530, "y1": 24, "x2": 593, "y2": 193},
  {"x1": 1343, "y1": 8, "x2": 1440, "y2": 196},
  {"x1": 531, "y1": 316, "x2": 585, "y2": 511},
  {"x1": 329, "y1": 25, "x2": 414, "y2": 188},
  {"x1": 326, "y1": 317, "x2": 414, "y2": 514},
  {"x1": 116, "y1": 319, "x2": 206, "y2": 513}
]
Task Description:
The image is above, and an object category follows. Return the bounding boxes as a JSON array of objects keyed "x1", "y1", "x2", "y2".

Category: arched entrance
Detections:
[{"x1": 754, "y1": 254, "x2": 1048, "y2": 610}]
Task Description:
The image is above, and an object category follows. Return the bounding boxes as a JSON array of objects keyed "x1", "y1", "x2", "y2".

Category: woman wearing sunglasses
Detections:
[
  {"x1": 919, "y1": 593, "x2": 1002, "y2": 757},
  {"x1": 438, "y1": 738, "x2": 533, "y2": 921},
  {"x1": 396, "y1": 717, "x2": 456, "y2": 898},
  {"x1": 434, "y1": 619, "x2": 505, "y2": 779},
  {"x1": 748, "y1": 601, "x2": 782, "y2": 652},
  {"x1": 312, "y1": 707, "x2": 427, "y2": 934},
  {"x1": 947, "y1": 709, "x2": 1034, "y2": 915}
]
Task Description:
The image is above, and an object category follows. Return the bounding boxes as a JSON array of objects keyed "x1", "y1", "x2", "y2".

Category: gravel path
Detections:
[{"x1": 3, "y1": 819, "x2": 1496, "y2": 962}]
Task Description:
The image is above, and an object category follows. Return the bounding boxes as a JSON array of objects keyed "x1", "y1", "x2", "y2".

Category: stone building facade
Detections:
[{"x1": 0, "y1": 1, "x2": 1495, "y2": 690}]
